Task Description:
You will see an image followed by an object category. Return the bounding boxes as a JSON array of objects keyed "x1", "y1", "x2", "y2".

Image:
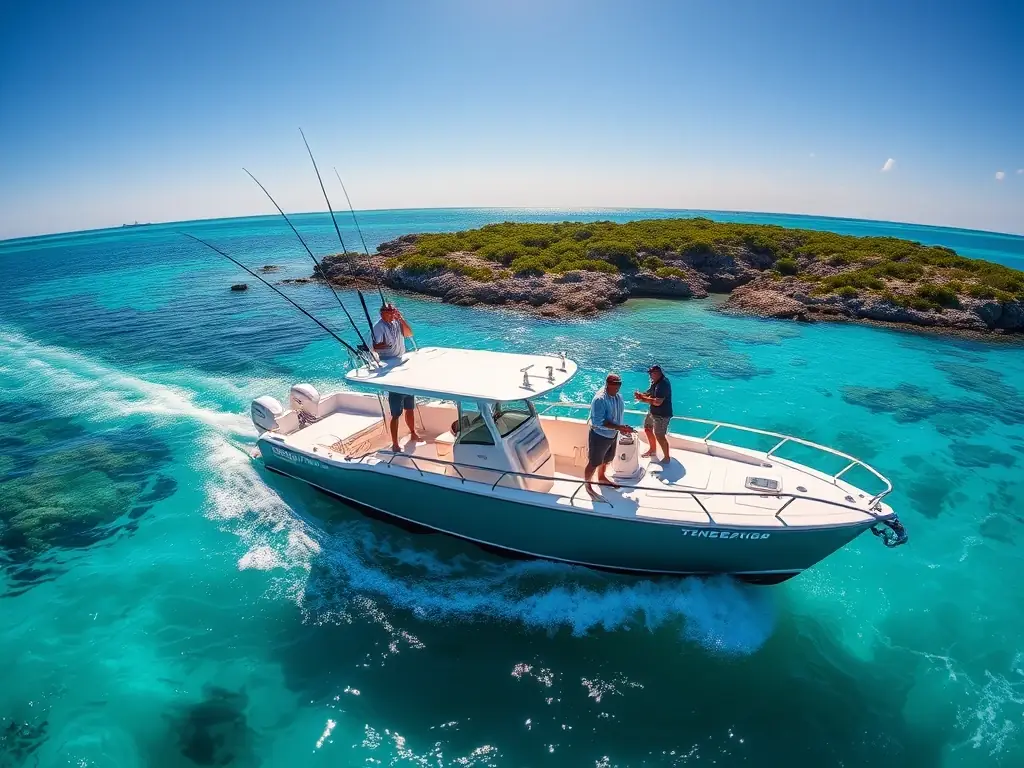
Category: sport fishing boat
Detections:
[{"x1": 250, "y1": 346, "x2": 907, "y2": 583}]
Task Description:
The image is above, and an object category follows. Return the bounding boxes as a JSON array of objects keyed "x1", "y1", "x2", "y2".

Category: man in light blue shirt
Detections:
[
  {"x1": 585, "y1": 373, "x2": 634, "y2": 500},
  {"x1": 372, "y1": 302, "x2": 418, "y2": 451}
]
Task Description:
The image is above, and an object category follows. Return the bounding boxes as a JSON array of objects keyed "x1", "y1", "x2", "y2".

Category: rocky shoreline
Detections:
[{"x1": 316, "y1": 230, "x2": 1024, "y2": 337}]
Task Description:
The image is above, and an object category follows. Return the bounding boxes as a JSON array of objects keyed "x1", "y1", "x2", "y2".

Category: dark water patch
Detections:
[
  {"x1": 842, "y1": 383, "x2": 1024, "y2": 429},
  {"x1": 931, "y1": 411, "x2": 990, "y2": 438},
  {"x1": 980, "y1": 514, "x2": 1015, "y2": 544},
  {"x1": 790, "y1": 357, "x2": 808, "y2": 367},
  {"x1": 950, "y1": 442, "x2": 1017, "y2": 469},
  {"x1": 842, "y1": 384, "x2": 943, "y2": 423},
  {"x1": 165, "y1": 685, "x2": 259, "y2": 767},
  {"x1": 0, "y1": 714, "x2": 48, "y2": 766},
  {"x1": 902, "y1": 472, "x2": 966, "y2": 520},
  {"x1": 897, "y1": 337, "x2": 988, "y2": 363},
  {"x1": 834, "y1": 430, "x2": 881, "y2": 462},
  {"x1": 978, "y1": 480, "x2": 1024, "y2": 545},
  {"x1": 935, "y1": 361, "x2": 1022, "y2": 402},
  {"x1": 139, "y1": 475, "x2": 179, "y2": 504},
  {"x1": 0, "y1": 413, "x2": 173, "y2": 577}
]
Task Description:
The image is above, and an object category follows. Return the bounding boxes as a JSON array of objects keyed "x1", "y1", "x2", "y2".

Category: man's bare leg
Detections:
[
  {"x1": 642, "y1": 427, "x2": 657, "y2": 458},
  {"x1": 389, "y1": 417, "x2": 401, "y2": 452},
  {"x1": 405, "y1": 408, "x2": 421, "y2": 441},
  {"x1": 584, "y1": 465, "x2": 601, "y2": 500},
  {"x1": 597, "y1": 463, "x2": 621, "y2": 489},
  {"x1": 657, "y1": 435, "x2": 671, "y2": 463}
]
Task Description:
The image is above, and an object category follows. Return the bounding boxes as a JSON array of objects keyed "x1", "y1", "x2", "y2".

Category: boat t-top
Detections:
[{"x1": 250, "y1": 346, "x2": 907, "y2": 583}]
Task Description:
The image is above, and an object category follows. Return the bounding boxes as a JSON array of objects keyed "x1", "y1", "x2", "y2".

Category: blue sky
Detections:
[{"x1": 1, "y1": 0, "x2": 1021, "y2": 239}]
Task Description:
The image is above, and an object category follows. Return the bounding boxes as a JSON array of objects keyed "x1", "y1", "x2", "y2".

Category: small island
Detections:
[{"x1": 317, "y1": 218, "x2": 1024, "y2": 335}]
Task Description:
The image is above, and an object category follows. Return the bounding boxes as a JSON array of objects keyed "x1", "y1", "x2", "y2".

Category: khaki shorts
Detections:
[{"x1": 644, "y1": 413, "x2": 670, "y2": 437}]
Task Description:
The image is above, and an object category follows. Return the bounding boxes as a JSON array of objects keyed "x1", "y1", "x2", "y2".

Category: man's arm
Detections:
[
  {"x1": 635, "y1": 387, "x2": 663, "y2": 406},
  {"x1": 371, "y1": 324, "x2": 390, "y2": 351},
  {"x1": 395, "y1": 311, "x2": 414, "y2": 338}
]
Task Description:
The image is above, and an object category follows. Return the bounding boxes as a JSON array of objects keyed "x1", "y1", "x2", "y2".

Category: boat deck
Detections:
[
  {"x1": 273, "y1": 404, "x2": 887, "y2": 530},
  {"x1": 339, "y1": 434, "x2": 882, "y2": 529},
  {"x1": 549, "y1": 452, "x2": 875, "y2": 527}
]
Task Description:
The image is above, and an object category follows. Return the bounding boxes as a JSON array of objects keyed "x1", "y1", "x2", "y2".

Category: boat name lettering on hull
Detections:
[
  {"x1": 681, "y1": 528, "x2": 771, "y2": 540},
  {"x1": 270, "y1": 445, "x2": 322, "y2": 469}
]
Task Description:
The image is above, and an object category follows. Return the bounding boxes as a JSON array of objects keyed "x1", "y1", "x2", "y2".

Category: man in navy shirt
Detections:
[{"x1": 635, "y1": 364, "x2": 672, "y2": 463}]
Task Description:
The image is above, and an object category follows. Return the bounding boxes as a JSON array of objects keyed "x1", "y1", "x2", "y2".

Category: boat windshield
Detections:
[
  {"x1": 456, "y1": 402, "x2": 495, "y2": 445},
  {"x1": 492, "y1": 400, "x2": 536, "y2": 438}
]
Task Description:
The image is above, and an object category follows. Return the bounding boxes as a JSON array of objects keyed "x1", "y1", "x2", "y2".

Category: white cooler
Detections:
[{"x1": 611, "y1": 433, "x2": 643, "y2": 481}]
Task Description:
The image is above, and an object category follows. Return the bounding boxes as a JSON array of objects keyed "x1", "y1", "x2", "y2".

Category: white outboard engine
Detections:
[
  {"x1": 611, "y1": 433, "x2": 643, "y2": 481},
  {"x1": 251, "y1": 396, "x2": 285, "y2": 434},
  {"x1": 289, "y1": 383, "x2": 324, "y2": 424}
]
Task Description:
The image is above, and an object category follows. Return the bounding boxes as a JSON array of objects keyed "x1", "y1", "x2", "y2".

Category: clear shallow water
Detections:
[{"x1": 1, "y1": 208, "x2": 1023, "y2": 767}]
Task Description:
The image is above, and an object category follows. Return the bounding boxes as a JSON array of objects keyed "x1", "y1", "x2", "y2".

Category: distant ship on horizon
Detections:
[{"x1": 121, "y1": 220, "x2": 149, "y2": 228}]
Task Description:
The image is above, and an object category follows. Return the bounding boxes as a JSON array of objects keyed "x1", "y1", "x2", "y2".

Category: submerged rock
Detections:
[
  {"x1": 169, "y1": 685, "x2": 258, "y2": 767},
  {"x1": 230, "y1": 283, "x2": 248, "y2": 292},
  {"x1": 0, "y1": 420, "x2": 173, "y2": 568},
  {"x1": 258, "y1": 265, "x2": 279, "y2": 273}
]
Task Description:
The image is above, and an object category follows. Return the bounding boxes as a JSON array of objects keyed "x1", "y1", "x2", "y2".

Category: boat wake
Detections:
[
  {"x1": 0, "y1": 327, "x2": 255, "y2": 436},
  {"x1": 203, "y1": 437, "x2": 777, "y2": 655}
]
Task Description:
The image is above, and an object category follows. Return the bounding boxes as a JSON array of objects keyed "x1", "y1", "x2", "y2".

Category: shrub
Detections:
[
  {"x1": 775, "y1": 257, "x2": 799, "y2": 276},
  {"x1": 402, "y1": 255, "x2": 448, "y2": 274},
  {"x1": 835, "y1": 286, "x2": 859, "y2": 298},
  {"x1": 915, "y1": 282, "x2": 960, "y2": 308},
  {"x1": 478, "y1": 241, "x2": 529, "y2": 265},
  {"x1": 510, "y1": 256, "x2": 549, "y2": 277},
  {"x1": 820, "y1": 270, "x2": 884, "y2": 291},
  {"x1": 586, "y1": 241, "x2": 639, "y2": 271},
  {"x1": 642, "y1": 255, "x2": 665, "y2": 270}
]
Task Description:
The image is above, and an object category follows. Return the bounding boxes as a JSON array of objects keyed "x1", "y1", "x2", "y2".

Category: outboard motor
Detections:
[
  {"x1": 251, "y1": 396, "x2": 285, "y2": 434},
  {"x1": 289, "y1": 383, "x2": 323, "y2": 424}
]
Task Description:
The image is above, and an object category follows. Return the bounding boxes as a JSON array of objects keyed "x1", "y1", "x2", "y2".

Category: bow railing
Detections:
[{"x1": 534, "y1": 401, "x2": 893, "y2": 508}]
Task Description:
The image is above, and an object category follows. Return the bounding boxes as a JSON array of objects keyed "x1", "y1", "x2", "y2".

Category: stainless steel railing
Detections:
[
  {"x1": 534, "y1": 401, "x2": 893, "y2": 507},
  {"x1": 338, "y1": 443, "x2": 892, "y2": 528}
]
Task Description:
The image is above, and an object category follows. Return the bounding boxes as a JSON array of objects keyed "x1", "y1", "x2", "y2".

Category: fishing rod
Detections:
[
  {"x1": 335, "y1": 166, "x2": 386, "y2": 306},
  {"x1": 242, "y1": 167, "x2": 373, "y2": 354},
  {"x1": 299, "y1": 128, "x2": 350, "y2": 259},
  {"x1": 177, "y1": 232, "x2": 369, "y2": 363},
  {"x1": 298, "y1": 129, "x2": 376, "y2": 338}
]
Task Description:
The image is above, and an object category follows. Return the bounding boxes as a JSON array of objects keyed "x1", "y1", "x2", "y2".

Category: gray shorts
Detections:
[
  {"x1": 587, "y1": 430, "x2": 617, "y2": 468},
  {"x1": 644, "y1": 413, "x2": 670, "y2": 437}
]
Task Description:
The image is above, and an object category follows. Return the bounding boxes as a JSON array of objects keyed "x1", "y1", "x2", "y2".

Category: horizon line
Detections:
[{"x1": 2, "y1": 205, "x2": 1023, "y2": 247}]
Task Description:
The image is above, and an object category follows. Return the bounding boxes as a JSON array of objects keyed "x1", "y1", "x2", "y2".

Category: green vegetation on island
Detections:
[{"x1": 381, "y1": 218, "x2": 1024, "y2": 313}]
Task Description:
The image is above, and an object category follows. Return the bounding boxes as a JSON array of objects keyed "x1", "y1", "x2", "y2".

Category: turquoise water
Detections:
[{"x1": 1, "y1": 208, "x2": 1023, "y2": 767}]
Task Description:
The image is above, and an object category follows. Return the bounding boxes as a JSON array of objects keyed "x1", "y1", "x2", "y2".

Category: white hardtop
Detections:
[{"x1": 345, "y1": 346, "x2": 578, "y2": 402}]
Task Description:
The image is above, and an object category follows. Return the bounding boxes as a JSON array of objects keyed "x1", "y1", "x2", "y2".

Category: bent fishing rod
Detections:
[
  {"x1": 334, "y1": 166, "x2": 386, "y2": 306},
  {"x1": 299, "y1": 128, "x2": 375, "y2": 336},
  {"x1": 242, "y1": 167, "x2": 373, "y2": 353},
  {"x1": 178, "y1": 232, "x2": 372, "y2": 365}
]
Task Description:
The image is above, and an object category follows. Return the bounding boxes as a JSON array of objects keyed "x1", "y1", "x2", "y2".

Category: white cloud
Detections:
[
  {"x1": 995, "y1": 171, "x2": 1006, "y2": 181},
  {"x1": 880, "y1": 158, "x2": 894, "y2": 172},
  {"x1": 1017, "y1": 169, "x2": 1024, "y2": 175}
]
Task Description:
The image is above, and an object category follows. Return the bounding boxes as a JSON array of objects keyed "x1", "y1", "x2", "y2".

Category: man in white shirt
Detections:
[
  {"x1": 372, "y1": 302, "x2": 418, "y2": 451},
  {"x1": 585, "y1": 373, "x2": 634, "y2": 500}
]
